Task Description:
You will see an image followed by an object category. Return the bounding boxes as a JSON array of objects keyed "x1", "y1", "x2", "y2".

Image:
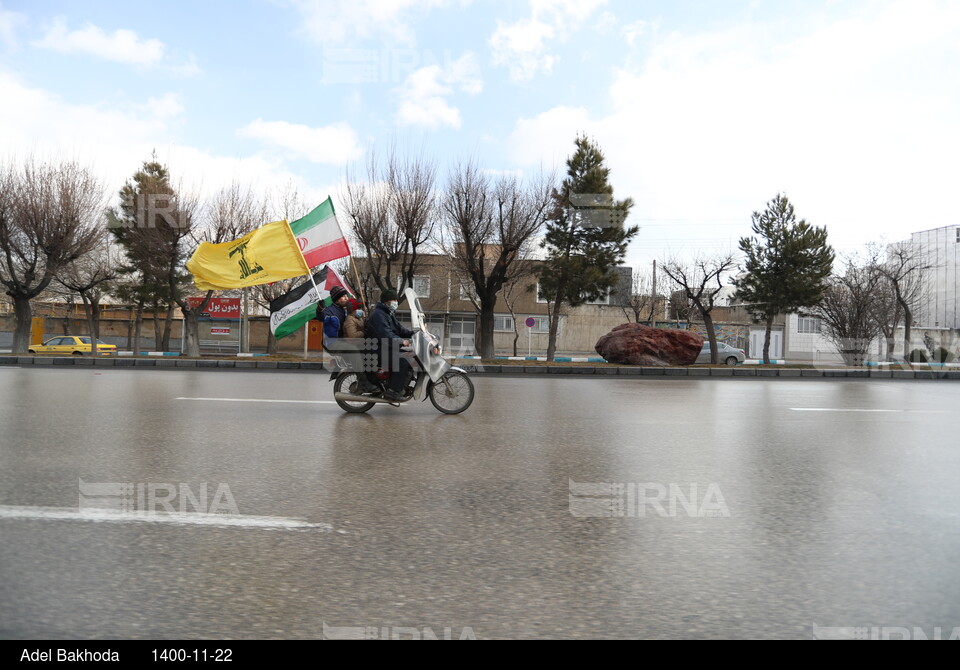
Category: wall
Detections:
[{"x1": 0, "y1": 314, "x2": 322, "y2": 354}]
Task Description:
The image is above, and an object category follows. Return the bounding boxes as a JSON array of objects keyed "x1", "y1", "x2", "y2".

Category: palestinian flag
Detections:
[
  {"x1": 290, "y1": 197, "x2": 351, "y2": 269},
  {"x1": 268, "y1": 265, "x2": 353, "y2": 340}
]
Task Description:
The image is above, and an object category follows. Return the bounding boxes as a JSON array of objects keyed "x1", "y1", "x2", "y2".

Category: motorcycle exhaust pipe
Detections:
[{"x1": 334, "y1": 392, "x2": 405, "y2": 404}]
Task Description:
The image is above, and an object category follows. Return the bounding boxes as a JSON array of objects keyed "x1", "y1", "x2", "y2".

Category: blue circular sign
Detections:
[{"x1": 525, "y1": 317, "x2": 536, "y2": 328}]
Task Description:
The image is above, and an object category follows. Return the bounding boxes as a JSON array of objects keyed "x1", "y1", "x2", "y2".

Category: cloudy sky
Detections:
[{"x1": 1, "y1": 0, "x2": 958, "y2": 272}]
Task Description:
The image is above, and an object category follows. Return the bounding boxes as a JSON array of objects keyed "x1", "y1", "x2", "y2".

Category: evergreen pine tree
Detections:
[
  {"x1": 736, "y1": 193, "x2": 834, "y2": 363},
  {"x1": 536, "y1": 135, "x2": 638, "y2": 360}
]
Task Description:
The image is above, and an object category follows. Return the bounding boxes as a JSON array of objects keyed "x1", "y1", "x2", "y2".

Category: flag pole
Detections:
[
  {"x1": 349, "y1": 255, "x2": 367, "y2": 307},
  {"x1": 328, "y1": 197, "x2": 366, "y2": 307},
  {"x1": 304, "y1": 270, "x2": 321, "y2": 361}
]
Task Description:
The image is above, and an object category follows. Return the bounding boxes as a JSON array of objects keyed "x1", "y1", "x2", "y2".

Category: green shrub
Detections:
[
  {"x1": 931, "y1": 347, "x2": 954, "y2": 363},
  {"x1": 908, "y1": 349, "x2": 928, "y2": 363}
]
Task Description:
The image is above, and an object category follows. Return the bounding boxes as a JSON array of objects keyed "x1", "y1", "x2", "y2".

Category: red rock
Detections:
[{"x1": 595, "y1": 323, "x2": 704, "y2": 366}]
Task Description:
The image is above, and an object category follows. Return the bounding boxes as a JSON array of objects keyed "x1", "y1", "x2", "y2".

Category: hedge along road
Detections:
[{"x1": 1, "y1": 366, "x2": 959, "y2": 639}]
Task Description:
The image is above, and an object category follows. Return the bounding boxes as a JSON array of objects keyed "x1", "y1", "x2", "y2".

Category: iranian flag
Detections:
[
  {"x1": 290, "y1": 197, "x2": 351, "y2": 269},
  {"x1": 268, "y1": 265, "x2": 353, "y2": 340}
]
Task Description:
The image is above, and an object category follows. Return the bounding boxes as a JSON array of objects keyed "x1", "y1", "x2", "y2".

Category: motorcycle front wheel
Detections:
[
  {"x1": 428, "y1": 371, "x2": 475, "y2": 414},
  {"x1": 334, "y1": 372, "x2": 376, "y2": 413}
]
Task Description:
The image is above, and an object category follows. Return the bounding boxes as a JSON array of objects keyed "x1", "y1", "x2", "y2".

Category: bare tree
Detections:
[
  {"x1": 54, "y1": 230, "x2": 119, "y2": 354},
  {"x1": 668, "y1": 288, "x2": 693, "y2": 325},
  {"x1": 660, "y1": 252, "x2": 738, "y2": 363},
  {"x1": 341, "y1": 147, "x2": 438, "y2": 301},
  {"x1": 439, "y1": 160, "x2": 553, "y2": 358},
  {"x1": 500, "y1": 259, "x2": 538, "y2": 357},
  {"x1": 811, "y1": 255, "x2": 885, "y2": 366},
  {"x1": 0, "y1": 159, "x2": 105, "y2": 352},
  {"x1": 858, "y1": 244, "x2": 901, "y2": 362},
  {"x1": 619, "y1": 266, "x2": 659, "y2": 323},
  {"x1": 875, "y1": 240, "x2": 931, "y2": 363}
]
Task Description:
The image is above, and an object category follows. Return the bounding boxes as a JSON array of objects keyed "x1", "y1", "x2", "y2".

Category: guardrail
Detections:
[{"x1": 198, "y1": 339, "x2": 241, "y2": 352}]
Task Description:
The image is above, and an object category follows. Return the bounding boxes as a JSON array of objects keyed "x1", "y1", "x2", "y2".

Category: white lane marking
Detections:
[
  {"x1": 789, "y1": 408, "x2": 951, "y2": 413},
  {"x1": 177, "y1": 397, "x2": 337, "y2": 404},
  {"x1": 790, "y1": 408, "x2": 905, "y2": 413},
  {"x1": 0, "y1": 505, "x2": 334, "y2": 532}
]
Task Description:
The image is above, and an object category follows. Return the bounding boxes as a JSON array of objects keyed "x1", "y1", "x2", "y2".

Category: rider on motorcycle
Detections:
[
  {"x1": 320, "y1": 286, "x2": 376, "y2": 393},
  {"x1": 365, "y1": 288, "x2": 415, "y2": 403}
]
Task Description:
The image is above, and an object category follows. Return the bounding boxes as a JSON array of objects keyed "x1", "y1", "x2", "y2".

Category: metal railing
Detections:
[{"x1": 198, "y1": 339, "x2": 241, "y2": 352}]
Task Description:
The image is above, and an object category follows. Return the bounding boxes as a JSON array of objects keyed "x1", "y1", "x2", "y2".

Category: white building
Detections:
[
  {"x1": 908, "y1": 225, "x2": 960, "y2": 329},
  {"x1": 782, "y1": 225, "x2": 960, "y2": 363}
]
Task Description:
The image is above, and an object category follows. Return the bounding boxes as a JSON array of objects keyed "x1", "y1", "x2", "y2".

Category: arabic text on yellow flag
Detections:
[{"x1": 186, "y1": 220, "x2": 310, "y2": 291}]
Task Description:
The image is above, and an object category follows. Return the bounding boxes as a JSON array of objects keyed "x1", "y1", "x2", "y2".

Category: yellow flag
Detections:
[{"x1": 186, "y1": 220, "x2": 310, "y2": 291}]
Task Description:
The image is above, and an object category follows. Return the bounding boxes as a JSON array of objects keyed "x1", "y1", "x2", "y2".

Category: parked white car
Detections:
[{"x1": 696, "y1": 342, "x2": 746, "y2": 366}]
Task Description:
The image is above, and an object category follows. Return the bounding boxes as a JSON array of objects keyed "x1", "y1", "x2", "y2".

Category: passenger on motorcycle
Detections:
[
  {"x1": 365, "y1": 288, "x2": 415, "y2": 403},
  {"x1": 343, "y1": 299, "x2": 366, "y2": 339},
  {"x1": 320, "y1": 286, "x2": 376, "y2": 393}
]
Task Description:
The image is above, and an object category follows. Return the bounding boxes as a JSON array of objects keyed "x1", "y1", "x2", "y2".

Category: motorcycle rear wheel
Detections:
[
  {"x1": 428, "y1": 371, "x2": 474, "y2": 414},
  {"x1": 334, "y1": 372, "x2": 376, "y2": 413}
]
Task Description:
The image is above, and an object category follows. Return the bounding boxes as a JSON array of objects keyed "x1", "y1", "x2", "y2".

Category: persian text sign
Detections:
[{"x1": 186, "y1": 298, "x2": 241, "y2": 319}]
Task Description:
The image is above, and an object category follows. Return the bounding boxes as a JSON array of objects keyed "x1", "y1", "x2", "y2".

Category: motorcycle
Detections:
[{"x1": 329, "y1": 288, "x2": 475, "y2": 414}]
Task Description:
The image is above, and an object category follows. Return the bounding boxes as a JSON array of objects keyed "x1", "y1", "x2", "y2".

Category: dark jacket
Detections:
[{"x1": 366, "y1": 302, "x2": 414, "y2": 350}]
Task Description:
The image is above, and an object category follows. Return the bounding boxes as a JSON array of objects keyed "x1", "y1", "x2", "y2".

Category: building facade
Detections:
[
  {"x1": 352, "y1": 255, "x2": 640, "y2": 357},
  {"x1": 909, "y1": 225, "x2": 960, "y2": 330}
]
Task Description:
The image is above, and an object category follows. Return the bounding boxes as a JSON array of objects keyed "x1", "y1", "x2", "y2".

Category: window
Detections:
[
  {"x1": 536, "y1": 282, "x2": 611, "y2": 305},
  {"x1": 460, "y1": 282, "x2": 477, "y2": 301},
  {"x1": 396, "y1": 276, "x2": 430, "y2": 297},
  {"x1": 494, "y1": 315, "x2": 514, "y2": 332},
  {"x1": 797, "y1": 316, "x2": 821, "y2": 334},
  {"x1": 536, "y1": 282, "x2": 548, "y2": 304},
  {"x1": 586, "y1": 290, "x2": 611, "y2": 305}
]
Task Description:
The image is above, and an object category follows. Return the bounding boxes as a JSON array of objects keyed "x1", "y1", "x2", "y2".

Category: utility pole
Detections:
[
  {"x1": 651, "y1": 259, "x2": 658, "y2": 322},
  {"x1": 242, "y1": 288, "x2": 249, "y2": 353}
]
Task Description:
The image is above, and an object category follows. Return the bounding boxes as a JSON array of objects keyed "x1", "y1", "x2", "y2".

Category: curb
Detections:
[{"x1": 2, "y1": 356, "x2": 958, "y2": 380}]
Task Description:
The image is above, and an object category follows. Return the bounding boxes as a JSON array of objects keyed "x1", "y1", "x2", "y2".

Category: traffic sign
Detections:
[{"x1": 525, "y1": 317, "x2": 536, "y2": 328}]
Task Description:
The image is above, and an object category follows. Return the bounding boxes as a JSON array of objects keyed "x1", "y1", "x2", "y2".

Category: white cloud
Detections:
[
  {"x1": 240, "y1": 119, "x2": 363, "y2": 164},
  {"x1": 489, "y1": 0, "x2": 607, "y2": 82},
  {"x1": 507, "y1": 105, "x2": 592, "y2": 168},
  {"x1": 292, "y1": 0, "x2": 455, "y2": 46},
  {"x1": 33, "y1": 17, "x2": 166, "y2": 66},
  {"x1": 622, "y1": 19, "x2": 654, "y2": 47},
  {"x1": 138, "y1": 93, "x2": 185, "y2": 119},
  {"x1": 395, "y1": 53, "x2": 482, "y2": 129},
  {"x1": 0, "y1": 70, "x2": 326, "y2": 208},
  {"x1": 0, "y1": 4, "x2": 27, "y2": 49},
  {"x1": 508, "y1": 0, "x2": 960, "y2": 265}
]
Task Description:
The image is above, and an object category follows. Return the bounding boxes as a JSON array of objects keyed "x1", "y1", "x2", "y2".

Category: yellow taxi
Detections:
[{"x1": 29, "y1": 336, "x2": 118, "y2": 356}]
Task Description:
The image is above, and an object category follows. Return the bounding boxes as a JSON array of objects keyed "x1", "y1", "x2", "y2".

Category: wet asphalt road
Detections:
[{"x1": 1, "y1": 367, "x2": 959, "y2": 640}]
